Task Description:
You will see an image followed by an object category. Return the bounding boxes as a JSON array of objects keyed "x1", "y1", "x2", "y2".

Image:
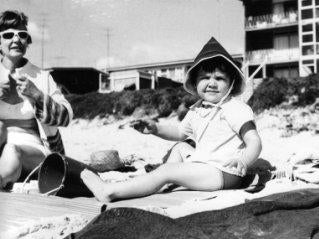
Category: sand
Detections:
[
  {"x1": 3, "y1": 107, "x2": 319, "y2": 238},
  {"x1": 61, "y1": 107, "x2": 319, "y2": 169}
]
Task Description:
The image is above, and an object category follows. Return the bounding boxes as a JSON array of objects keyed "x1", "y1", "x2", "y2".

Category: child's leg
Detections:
[
  {"x1": 81, "y1": 162, "x2": 224, "y2": 202},
  {"x1": 165, "y1": 142, "x2": 195, "y2": 163}
]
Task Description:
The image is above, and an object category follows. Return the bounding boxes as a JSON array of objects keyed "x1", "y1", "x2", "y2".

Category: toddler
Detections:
[{"x1": 81, "y1": 36, "x2": 262, "y2": 202}]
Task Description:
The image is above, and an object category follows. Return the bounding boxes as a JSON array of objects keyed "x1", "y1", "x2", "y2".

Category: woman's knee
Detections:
[
  {"x1": 3, "y1": 144, "x2": 22, "y2": 157},
  {"x1": 0, "y1": 144, "x2": 23, "y2": 187}
]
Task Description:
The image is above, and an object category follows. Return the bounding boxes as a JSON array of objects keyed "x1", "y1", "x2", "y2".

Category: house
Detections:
[
  {"x1": 48, "y1": 67, "x2": 108, "y2": 94},
  {"x1": 106, "y1": 55, "x2": 243, "y2": 92},
  {"x1": 107, "y1": 70, "x2": 153, "y2": 92},
  {"x1": 240, "y1": 0, "x2": 319, "y2": 79}
]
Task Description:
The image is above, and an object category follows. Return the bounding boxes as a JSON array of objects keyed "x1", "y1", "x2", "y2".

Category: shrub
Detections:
[
  {"x1": 289, "y1": 74, "x2": 319, "y2": 106},
  {"x1": 248, "y1": 77, "x2": 289, "y2": 112},
  {"x1": 67, "y1": 74, "x2": 318, "y2": 120},
  {"x1": 67, "y1": 87, "x2": 196, "y2": 120},
  {"x1": 248, "y1": 74, "x2": 319, "y2": 113}
]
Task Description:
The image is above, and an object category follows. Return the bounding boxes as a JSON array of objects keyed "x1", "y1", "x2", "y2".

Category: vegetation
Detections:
[
  {"x1": 248, "y1": 74, "x2": 319, "y2": 113},
  {"x1": 66, "y1": 74, "x2": 319, "y2": 120}
]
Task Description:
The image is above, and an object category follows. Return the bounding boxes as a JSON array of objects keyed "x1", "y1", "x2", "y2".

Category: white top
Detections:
[
  {"x1": 0, "y1": 60, "x2": 73, "y2": 153},
  {"x1": 179, "y1": 97, "x2": 254, "y2": 176}
]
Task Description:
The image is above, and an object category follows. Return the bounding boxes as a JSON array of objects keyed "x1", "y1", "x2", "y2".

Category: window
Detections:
[
  {"x1": 303, "y1": 34, "x2": 313, "y2": 42},
  {"x1": 303, "y1": 59, "x2": 314, "y2": 64},
  {"x1": 317, "y1": 44, "x2": 319, "y2": 54},
  {"x1": 316, "y1": 8, "x2": 319, "y2": 17},
  {"x1": 302, "y1": 24, "x2": 313, "y2": 32},
  {"x1": 316, "y1": 0, "x2": 319, "y2": 6},
  {"x1": 308, "y1": 65, "x2": 315, "y2": 73},
  {"x1": 317, "y1": 23, "x2": 319, "y2": 41},
  {"x1": 302, "y1": 45, "x2": 315, "y2": 55},
  {"x1": 317, "y1": 60, "x2": 319, "y2": 73},
  {"x1": 274, "y1": 34, "x2": 298, "y2": 49},
  {"x1": 302, "y1": 0, "x2": 313, "y2": 6},
  {"x1": 302, "y1": 9, "x2": 313, "y2": 19}
]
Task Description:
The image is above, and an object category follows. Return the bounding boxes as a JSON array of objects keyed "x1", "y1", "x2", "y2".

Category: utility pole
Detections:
[
  {"x1": 106, "y1": 28, "x2": 111, "y2": 72},
  {"x1": 41, "y1": 15, "x2": 46, "y2": 69}
]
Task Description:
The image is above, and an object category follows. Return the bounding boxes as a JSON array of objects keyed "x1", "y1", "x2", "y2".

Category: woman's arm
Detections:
[
  {"x1": 14, "y1": 73, "x2": 73, "y2": 127},
  {"x1": 34, "y1": 92, "x2": 72, "y2": 127}
]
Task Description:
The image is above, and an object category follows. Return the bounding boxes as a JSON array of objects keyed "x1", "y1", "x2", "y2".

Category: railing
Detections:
[
  {"x1": 245, "y1": 11, "x2": 298, "y2": 30},
  {"x1": 246, "y1": 48, "x2": 300, "y2": 64}
]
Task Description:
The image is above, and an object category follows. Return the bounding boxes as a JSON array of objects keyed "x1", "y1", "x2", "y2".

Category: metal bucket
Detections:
[{"x1": 38, "y1": 153, "x2": 94, "y2": 198}]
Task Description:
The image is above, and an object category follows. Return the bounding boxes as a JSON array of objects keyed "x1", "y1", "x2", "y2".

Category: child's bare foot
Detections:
[{"x1": 81, "y1": 169, "x2": 113, "y2": 202}]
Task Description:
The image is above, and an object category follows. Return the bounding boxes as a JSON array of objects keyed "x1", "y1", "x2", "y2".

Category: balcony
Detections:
[
  {"x1": 246, "y1": 48, "x2": 300, "y2": 65},
  {"x1": 245, "y1": 11, "x2": 298, "y2": 31}
]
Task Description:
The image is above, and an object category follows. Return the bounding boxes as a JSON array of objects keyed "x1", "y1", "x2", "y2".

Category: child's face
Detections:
[{"x1": 195, "y1": 67, "x2": 231, "y2": 104}]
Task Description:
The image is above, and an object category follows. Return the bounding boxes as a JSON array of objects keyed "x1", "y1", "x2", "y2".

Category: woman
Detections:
[{"x1": 0, "y1": 10, "x2": 73, "y2": 189}]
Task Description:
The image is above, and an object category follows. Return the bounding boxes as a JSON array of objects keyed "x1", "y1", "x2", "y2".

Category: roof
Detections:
[
  {"x1": 46, "y1": 67, "x2": 108, "y2": 75},
  {"x1": 107, "y1": 54, "x2": 243, "y2": 72}
]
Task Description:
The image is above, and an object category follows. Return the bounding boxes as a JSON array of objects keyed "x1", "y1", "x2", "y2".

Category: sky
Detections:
[{"x1": 1, "y1": 0, "x2": 245, "y2": 70}]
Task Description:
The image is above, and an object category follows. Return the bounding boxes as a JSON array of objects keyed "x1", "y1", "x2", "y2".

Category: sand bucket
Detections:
[{"x1": 38, "y1": 153, "x2": 94, "y2": 198}]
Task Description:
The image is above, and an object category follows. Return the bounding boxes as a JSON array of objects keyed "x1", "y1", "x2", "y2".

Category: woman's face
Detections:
[{"x1": 0, "y1": 25, "x2": 29, "y2": 60}]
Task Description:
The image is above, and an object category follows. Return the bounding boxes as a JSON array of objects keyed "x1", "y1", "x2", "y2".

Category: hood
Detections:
[{"x1": 183, "y1": 36, "x2": 245, "y2": 96}]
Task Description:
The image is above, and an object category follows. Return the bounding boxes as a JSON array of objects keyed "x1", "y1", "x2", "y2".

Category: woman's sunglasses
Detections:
[{"x1": 0, "y1": 30, "x2": 29, "y2": 40}]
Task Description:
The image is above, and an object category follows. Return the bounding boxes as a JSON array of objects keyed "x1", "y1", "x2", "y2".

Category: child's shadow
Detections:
[{"x1": 241, "y1": 158, "x2": 276, "y2": 193}]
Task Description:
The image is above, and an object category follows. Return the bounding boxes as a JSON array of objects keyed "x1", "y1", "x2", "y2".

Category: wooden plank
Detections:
[
  {"x1": 0, "y1": 192, "x2": 103, "y2": 232},
  {"x1": 0, "y1": 189, "x2": 214, "y2": 232}
]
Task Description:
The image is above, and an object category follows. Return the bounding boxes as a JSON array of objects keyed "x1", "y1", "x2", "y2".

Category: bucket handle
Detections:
[
  {"x1": 22, "y1": 162, "x2": 43, "y2": 188},
  {"x1": 22, "y1": 161, "x2": 64, "y2": 196}
]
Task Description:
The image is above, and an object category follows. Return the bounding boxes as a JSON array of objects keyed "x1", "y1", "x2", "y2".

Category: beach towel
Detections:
[{"x1": 67, "y1": 188, "x2": 319, "y2": 239}]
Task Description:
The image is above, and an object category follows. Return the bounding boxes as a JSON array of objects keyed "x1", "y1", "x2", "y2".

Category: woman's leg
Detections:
[
  {"x1": 0, "y1": 144, "x2": 22, "y2": 188},
  {"x1": 81, "y1": 162, "x2": 224, "y2": 202},
  {"x1": 0, "y1": 144, "x2": 45, "y2": 188},
  {"x1": 0, "y1": 121, "x2": 7, "y2": 148},
  {"x1": 17, "y1": 145, "x2": 46, "y2": 172}
]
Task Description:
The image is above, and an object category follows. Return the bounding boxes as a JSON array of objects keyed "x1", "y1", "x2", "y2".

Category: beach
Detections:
[
  {"x1": 60, "y1": 107, "x2": 319, "y2": 168},
  {"x1": 2, "y1": 107, "x2": 319, "y2": 238}
]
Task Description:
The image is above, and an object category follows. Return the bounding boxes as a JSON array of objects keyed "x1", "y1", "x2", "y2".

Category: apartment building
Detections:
[{"x1": 242, "y1": 0, "x2": 319, "y2": 79}]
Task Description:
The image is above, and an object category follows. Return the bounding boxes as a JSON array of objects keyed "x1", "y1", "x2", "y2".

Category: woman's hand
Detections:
[
  {"x1": 0, "y1": 79, "x2": 10, "y2": 100},
  {"x1": 223, "y1": 158, "x2": 247, "y2": 177},
  {"x1": 13, "y1": 74, "x2": 43, "y2": 104},
  {"x1": 129, "y1": 119, "x2": 157, "y2": 135}
]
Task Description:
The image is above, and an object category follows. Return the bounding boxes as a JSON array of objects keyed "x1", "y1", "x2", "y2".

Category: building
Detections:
[
  {"x1": 105, "y1": 70, "x2": 153, "y2": 92},
  {"x1": 241, "y1": 0, "x2": 319, "y2": 79},
  {"x1": 48, "y1": 67, "x2": 108, "y2": 94},
  {"x1": 105, "y1": 55, "x2": 243, "y2": 92}
]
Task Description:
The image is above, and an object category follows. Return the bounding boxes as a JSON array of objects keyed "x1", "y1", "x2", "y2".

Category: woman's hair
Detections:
[
  {"x1": 190, "y1": 58, "x2": 242, "y2": 96},
  {"x1": 0, "y1": 10, "x2": 32, "y2": 44}
]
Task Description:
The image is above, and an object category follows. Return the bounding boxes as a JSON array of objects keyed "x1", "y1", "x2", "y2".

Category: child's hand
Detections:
[
  {"x1": 223, "y1": 159, "x2": 247, "y2": 176},
  {"x1": 129, "y1": 119, "x2": 157, "y2": 134}
]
